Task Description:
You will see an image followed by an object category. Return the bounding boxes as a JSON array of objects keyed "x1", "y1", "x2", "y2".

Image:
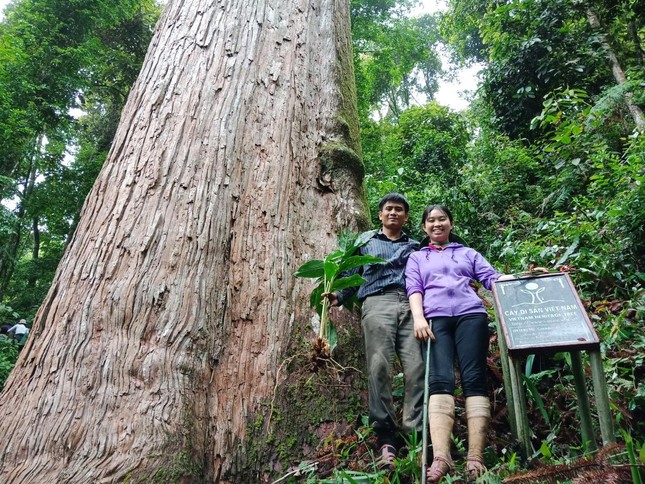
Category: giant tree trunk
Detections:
[{"x1": 0, "y1": 0, "x2": 368, "y2": 482}]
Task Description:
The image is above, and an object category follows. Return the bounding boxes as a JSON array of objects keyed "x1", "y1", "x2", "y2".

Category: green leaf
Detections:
[
  {"x1": 337, "y1": 254, "x2": 385, "y2": 273},
  {"x1": 354, "y1": 230, "x2": 377, "y2": 248},
  {"x1": 324, "y1": 249, "x2": 344, "y2": 264},
  {"x1": 337, "y1": 230, "x2": 358, "y2": 252},
  {"x1": 309, "y1": 284, "x2": 324, "y2": 314},
  {"x1": 323, "y1": 258, "x2": 339, "y2": 285},
  {"x1": 522, "y1": 373, "x2": 551, "y2": 426},
  {"x1": 524, "y1": 354, "x2": 535, "y2": 377},
  {"x1": 539, "y1": 440, "x2": 552, "y2": 458},
  {"x1": 330, "y1": 274, "x2": 366, "y2": 292},
  {"x1": 339, "y1": 230, "x2": 377, "y2": 258},
  {"x1": 555, "y1": 237, "x2": 579, "y2": 267},
  {"x1": 294, "y1": 259, "x2": 324, "y2": 279},
  {"x1": 327, "y1": 322, "x2": 338, "y2": 352},
  {"x1": 558, "y1": 134, "x2": 572, "y2": 144}
]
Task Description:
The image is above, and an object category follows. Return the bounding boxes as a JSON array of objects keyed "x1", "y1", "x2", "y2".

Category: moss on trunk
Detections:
[{"x1": 237, "y1": 309, "x2": 367, "y2": 482}]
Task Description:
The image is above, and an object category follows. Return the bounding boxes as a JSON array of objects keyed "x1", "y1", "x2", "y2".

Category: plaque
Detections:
[{"x1": 492, "y1": 273, "x2": 599, "y2": 356}]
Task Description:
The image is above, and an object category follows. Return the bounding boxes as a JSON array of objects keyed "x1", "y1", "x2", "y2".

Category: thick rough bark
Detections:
[{"x1": 0, "y1": 0, "x2": 368, "y2": 482}]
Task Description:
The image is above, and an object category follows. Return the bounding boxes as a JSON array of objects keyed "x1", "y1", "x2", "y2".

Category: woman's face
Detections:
[{"x1": 423, "y1": 208, "x2": 454, "y2": 244}]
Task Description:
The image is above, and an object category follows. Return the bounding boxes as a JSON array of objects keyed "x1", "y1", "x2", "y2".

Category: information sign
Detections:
[{"x1": 492, "y1": 273, "x2": 599, "y2": 356}]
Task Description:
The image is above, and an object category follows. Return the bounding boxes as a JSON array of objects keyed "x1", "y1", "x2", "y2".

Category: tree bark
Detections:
[
  {"x1": 0, "y1": 0, "x2": 368, "y2": 482},
  {"x1": 586, "y1": 6, "x2": 645, "y2": 130},
  {"x1": 27, "y1": 216, "x2": 40, "y2": 288},
  {"x1": 0, "y1": 144, "x2": 37, "y2": 299}
]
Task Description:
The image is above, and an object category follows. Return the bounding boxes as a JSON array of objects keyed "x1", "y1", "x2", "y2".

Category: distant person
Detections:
[
  {"x1": 324, "y1": 193, "x2": 425, "y2": 469},
  {"x1": 7, "y1": 319, "x2": 29, "y2": 342},
  {"x1": 405, "y1": 204, "x2": 513, "y2": 482},
  {"x1": 0, "y1": 324, "x2": 11, "y2": 340}
]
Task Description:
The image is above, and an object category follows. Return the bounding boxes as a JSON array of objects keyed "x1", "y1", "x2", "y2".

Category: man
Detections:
[
  {"x1": 7, "y1": 319, "x2": 29, "y2": 342},
  {"x1": 325, "y1": 193, "x2": 424, "y2": 469}
]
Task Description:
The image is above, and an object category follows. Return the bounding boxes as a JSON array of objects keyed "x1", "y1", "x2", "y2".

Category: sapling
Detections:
[{"x1": 294, "y1": 230, "x2": 384, "y2": 355}]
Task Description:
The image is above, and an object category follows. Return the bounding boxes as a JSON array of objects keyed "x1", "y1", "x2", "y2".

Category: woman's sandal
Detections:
[
  {"x1": 426, "y1": 456, "x2": 454, "y2": 483},
  {"x1": 466, "y1": 455, "x2": 487, "y2": 481}
]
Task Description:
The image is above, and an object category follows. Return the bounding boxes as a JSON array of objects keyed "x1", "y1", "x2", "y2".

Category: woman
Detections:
[{"x1": 405, "y1": 204, "x2": 511, "y2": 482}]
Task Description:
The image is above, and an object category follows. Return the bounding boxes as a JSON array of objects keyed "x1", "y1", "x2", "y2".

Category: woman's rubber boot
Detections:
[
  {"x1": 465, "y1": 396, "x2": 490, "y2": 482},
  {"x1": 427, "y1": 394, "x2": 455, "y2": 483}
]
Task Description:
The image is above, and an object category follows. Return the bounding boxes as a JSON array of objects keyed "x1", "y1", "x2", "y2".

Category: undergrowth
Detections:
[{"x1": 272, "y1": 285, "x2": 644, "y2": 483}]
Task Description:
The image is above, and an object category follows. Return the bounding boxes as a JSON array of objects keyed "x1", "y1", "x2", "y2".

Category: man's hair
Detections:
[{"x1": 378, "y1": 193, "x2": 410, "y2": 213}]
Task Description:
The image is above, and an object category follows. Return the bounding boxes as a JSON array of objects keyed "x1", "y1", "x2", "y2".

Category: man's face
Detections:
[{"x1": 378, "y1": 201, "x2": 409, "y2": 231}]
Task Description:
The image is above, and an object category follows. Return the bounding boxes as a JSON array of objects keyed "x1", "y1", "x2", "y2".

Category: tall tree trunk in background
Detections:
[
  {"x1": 27, "y1": 216, "x2": 40, "y2": 288},
  {"x1": 0, "y1": 0, "x2": 368, "y2": 481},
  {"x1": 586, "y1": 6, "x2": 645, "y2": 130},
  {"x1": 0, "y1": 146, "x2": 38, "y2": 299}
]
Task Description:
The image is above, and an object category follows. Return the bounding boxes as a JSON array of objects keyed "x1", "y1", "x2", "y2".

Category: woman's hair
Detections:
[
  {"x1": 421, "y1": 204, "x2": 453, "y2": 225},
  {"x1": 420, "y1": 204, "x2": 466, "y2": 245}
]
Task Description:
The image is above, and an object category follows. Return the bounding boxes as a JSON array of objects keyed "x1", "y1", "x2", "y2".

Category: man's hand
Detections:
[
  {"x1": 414, "y1": 317, "x2": 434, "y2": 342},
  {"x1": 321, "y1": 292, "x2": 340, "y2": 307}
]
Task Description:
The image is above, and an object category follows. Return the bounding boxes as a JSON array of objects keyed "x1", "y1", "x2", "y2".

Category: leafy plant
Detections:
[
  {"x1": 315, "y1": 426, "x2": 424, "y2": 484},
  {"x1": 294, "y1": 230, "x2": 384, "y2": 353},
  {"x1": 523, "y1": 354, "x2": 553, "y2": 428},
  {"x1": 0, "y1": 337, "x2": 19, "y2": 390}
]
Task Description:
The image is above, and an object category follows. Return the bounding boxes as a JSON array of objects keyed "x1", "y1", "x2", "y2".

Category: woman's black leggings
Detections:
[{"x1": 428, "y1": 312, "x2": 489, "y2": 396}]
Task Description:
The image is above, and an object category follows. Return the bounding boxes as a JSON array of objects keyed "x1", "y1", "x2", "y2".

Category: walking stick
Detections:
[{"x1": 421, "y1": 339, "x2": 431, "y2": 484}]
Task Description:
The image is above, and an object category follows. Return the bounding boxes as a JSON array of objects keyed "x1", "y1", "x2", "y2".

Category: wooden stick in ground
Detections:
[{"x1": 422, "y1": 340, "x2": 431, "y2": 484}]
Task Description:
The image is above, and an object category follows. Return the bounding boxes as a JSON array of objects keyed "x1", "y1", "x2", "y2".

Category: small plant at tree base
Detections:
[
  {"x1": 621, "y1": 429, "x2": 644, "y2": 484},
  {"x1": 294, "y1": 230, "x2": 384, "y2": 356}
]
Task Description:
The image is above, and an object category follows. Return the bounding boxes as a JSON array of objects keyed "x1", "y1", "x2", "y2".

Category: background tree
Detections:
[
  {"x1": 351, "y1": 0, "x2": 443, "y2": 120},
  {"x1": 0, "y1": 0, "x2": 368, "y2": 481},
  {"x1": 440, "y1": 0, "x2": 644, "y2": 140},
  {"x1": 361, "y1": 102, "x2": 470, "y2": 234},
  {"x1": 0, "y1": 0, "x2": 160, "y2": 307}
]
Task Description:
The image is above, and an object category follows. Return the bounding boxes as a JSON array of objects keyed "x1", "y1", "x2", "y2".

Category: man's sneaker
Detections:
[{"x1": 377, "y1": 444, "x2": 397, "y2": 470}]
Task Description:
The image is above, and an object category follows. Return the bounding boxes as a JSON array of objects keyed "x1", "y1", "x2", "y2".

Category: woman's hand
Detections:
[
  {"x1": 409, "y1": 292, "x2": 434, "y2": 341},
  {"x1": 414, "y1": 317, "x2": 435, "y2": 342}
]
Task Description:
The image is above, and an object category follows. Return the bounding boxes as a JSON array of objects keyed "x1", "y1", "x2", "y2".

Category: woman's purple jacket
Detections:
[{"x1": 405, "y1": 243, "x2": 501, "y2": 319}]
